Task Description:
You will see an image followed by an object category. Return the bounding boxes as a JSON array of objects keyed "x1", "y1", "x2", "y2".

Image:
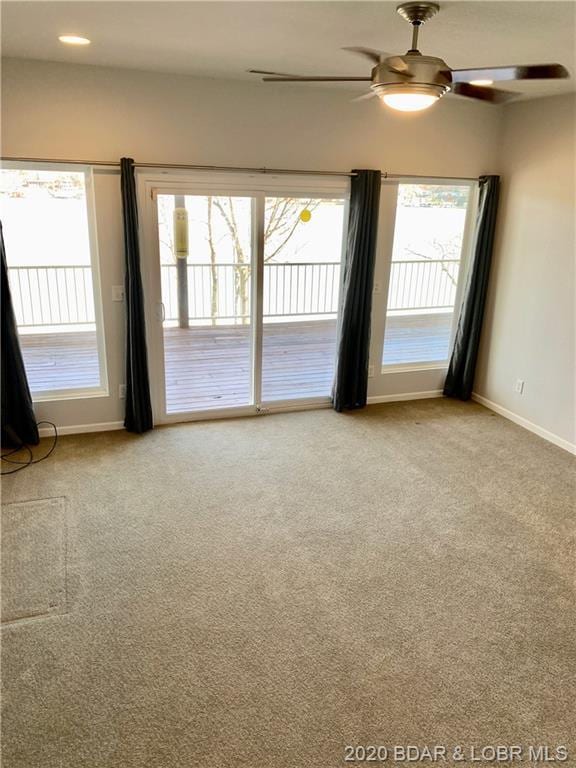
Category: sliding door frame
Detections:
[{"x1": 138, "y1": 170, "x2": 349, "y2": 425}]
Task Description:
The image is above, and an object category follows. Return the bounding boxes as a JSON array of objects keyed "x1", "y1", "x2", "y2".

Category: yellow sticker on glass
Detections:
[{"x1": 299, "y1": 209, "x2": 312, "y2": 223}]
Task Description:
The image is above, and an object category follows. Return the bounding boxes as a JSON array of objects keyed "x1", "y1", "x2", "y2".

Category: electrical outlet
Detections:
[
  {"x1": 368, "y1": 364, "x2": 375, "y2": 378},
  {"x1": 119, "y1": 384, "x2": 127, "y2": 399},
  {"x1": 514, "y1": 379, "x2": 525, "y2": 394},
  {"x1": 112, "y1": 285, "x2": 125, "y2": 302},
  {"x1": 373, "y1": 280, "x2": 382, "y2": 294}
]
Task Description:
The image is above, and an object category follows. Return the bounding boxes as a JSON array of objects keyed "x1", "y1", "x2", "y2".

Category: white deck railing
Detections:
[
  {"x1": 160, "y1": 262, "x2": 342, "y2": 321},
  {"x1": 387, "y1": 259, "x2": 460, "y2": 312},
  {"x1": 8, "y1": 258, "x2": 460, "y2": 328},
  {"x1": 8, "y1": 265, "x2": 96, "y2": 328}
]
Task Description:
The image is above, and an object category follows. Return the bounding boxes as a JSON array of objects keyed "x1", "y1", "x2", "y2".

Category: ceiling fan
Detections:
[{"x1": 249, "y1": 1, "x2": 569, "y2": 112}]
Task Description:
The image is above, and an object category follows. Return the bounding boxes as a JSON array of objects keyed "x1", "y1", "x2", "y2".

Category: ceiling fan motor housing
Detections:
[
  {"x1": 371, "y1": 54, "x2": 452, "y2": 98},
  {"x1": 396, "y1": 2, "x2": 440, "y2": 26}
]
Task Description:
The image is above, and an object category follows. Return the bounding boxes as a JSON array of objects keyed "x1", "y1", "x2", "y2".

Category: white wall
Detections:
[
  {"x1": 1, "y1": 58, "x2": 502, "y2": 176},
  {"x1": 1, "y1": 58, "x2": 503, "y2": 429},
  {"x1": 475, "y1": 94, "x2": 576, "y2": 451}
]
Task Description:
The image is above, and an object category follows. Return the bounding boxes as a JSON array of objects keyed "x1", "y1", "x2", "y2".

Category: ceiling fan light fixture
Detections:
[
  {"x1": 373, "y1": 83, "x2": 447, "y2": 112},
  {"x1": 58, "y1": 34, "x2": 91, "y2": 45},
  {"x1": 382, "y1": 92, "x2": 439, "y2": 111}
]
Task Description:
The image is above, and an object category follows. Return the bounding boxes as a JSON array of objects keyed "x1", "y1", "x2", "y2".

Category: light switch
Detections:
[{"x1": 112, "y1": 285, "x2": 125, "y2": 302}]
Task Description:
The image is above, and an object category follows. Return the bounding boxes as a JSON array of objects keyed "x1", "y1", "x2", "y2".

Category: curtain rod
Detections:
[
  {"x1": 0, "y1": 156, "x2": 354, "y2": 178},
  {"x1": 383, "y1": 172, "x2": 477, "y2": 182},
  {"x1": 0, "y1": 156, "x2": 478, "y2": 182}
]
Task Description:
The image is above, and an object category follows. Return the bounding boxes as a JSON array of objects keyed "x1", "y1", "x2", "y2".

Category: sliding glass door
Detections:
[
  {"x1": 261, "y1": 196, "x2": 345, "y2": 402},
  {"x1": 144, "y1": 177, "x2": 348, "y2": 420},
  {"x1": 156, "y1": 193, "x2": 255, "y2": 413}
]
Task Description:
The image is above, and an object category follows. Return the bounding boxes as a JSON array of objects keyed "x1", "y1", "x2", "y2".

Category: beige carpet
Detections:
[
  {"x1": 1, "y1": 497, "x2": 68, "y2": 625},
  {"x1": 1, "y1": 399, "x2": 575, "y2": 767}
]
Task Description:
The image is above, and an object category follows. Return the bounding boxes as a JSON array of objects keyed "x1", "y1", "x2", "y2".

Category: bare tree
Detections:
[
  {"x1": 205, "y1": 196, "x2": 321, "y2": 324},
  {"x1": 264, "y1": 198, "x2": 319, "y2": 262},
  {"x1": 206, "y1": 198, "x2": 219, "y2": 324},
  {"x1": 212, "y1": 198, "x2": 250, "y2": 322},
  {"x1": 405, "y1": 237, "x2": 461, "y2": 288}
]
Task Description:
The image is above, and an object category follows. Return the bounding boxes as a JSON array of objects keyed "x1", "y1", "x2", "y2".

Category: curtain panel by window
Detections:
[
  {"x1": 332, "y1": 169, "x2": 381, "y2": 412},
  {"x1": 120, "y1": 158, "x2": 153, "y2": 433},
  {"x1": 444, "y1": 175, "x2": 500, "y2": 400},
  {"x1": 1, "y1": 221, "x2": 39, "y2": 447}
]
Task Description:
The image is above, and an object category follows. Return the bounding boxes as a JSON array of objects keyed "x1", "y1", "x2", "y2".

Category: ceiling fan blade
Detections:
[
  {"x1": 261, "y1": 76, "x2": 373, "y2": 82},
  {"x1": 450, "y1": 63, "x2": 569, "y2": 83},
  {"x1": 342, "y1": 48, "x2": 411, "y2": 76},
  {"x1": 342, "y1": 46, "x2": 387, "y2": 64},
  {"x1": 384, "y1": 55, "x2": 412, "y2": 74},
  {"x1": 450, "y1": 82, "x2": 517, "y2": 103},
  {"x1": 248, "y1": 69, "x2": 303, "y2": 78},
  {"x1": 351, "y1": 90, "x2": 378, "y2": 102}
]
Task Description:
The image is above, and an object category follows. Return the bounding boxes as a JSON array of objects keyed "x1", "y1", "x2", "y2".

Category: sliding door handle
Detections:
[{"x1": 155, "y1": 302, "x2": 165, "y2": 322}]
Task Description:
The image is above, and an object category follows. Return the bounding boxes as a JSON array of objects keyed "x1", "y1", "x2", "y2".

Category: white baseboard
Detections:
[
  {"x1": 38, "y1": 421, "x2": 124, "y2": 438},
  {"x1": 472, "y1": 393, "x2": 576, "y2": 456},
  {"x1": 367, "y1": 390, "x2": 443, "y2": 405},
  {"x1": 34, "y1": 395, "x2": 575, "y2": 456},
  {"x1": 39, "y1": 394, "x2": 440, "y2": 436}
]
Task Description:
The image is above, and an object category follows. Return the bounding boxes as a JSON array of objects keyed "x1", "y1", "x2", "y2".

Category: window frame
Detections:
[
  {"x1": 378, "y1": 176, "x2": 478, "y2": 374},
  {"x1": 1, "y1": 160, "x2": 109, "y2": 401}
]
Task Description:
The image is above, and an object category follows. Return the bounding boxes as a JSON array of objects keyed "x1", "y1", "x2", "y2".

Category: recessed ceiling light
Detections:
[
  {"x1": 59, "y1": 35, "x2": 91, "y2": 46},
  {"x1": 469, "y1": 79, "x2": 494, "y2": 86}
]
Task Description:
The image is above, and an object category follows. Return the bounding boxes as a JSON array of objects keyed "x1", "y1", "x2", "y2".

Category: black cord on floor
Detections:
[{"x1": 1, "y1": 421, "x2": 58, "y2": 475}]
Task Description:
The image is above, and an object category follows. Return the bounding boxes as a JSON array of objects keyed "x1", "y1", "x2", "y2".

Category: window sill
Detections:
[
  {"x1": 32, "y1": 386, "x2": 110, "y2": 403},
  {"x1": 380, "y1": 363, "x2": 448, "y2": 375}
]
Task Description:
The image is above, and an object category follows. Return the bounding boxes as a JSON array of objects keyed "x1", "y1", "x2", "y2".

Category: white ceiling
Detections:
[{"x1": 2, "y1": 1, "x2": 575, "y2": 99}]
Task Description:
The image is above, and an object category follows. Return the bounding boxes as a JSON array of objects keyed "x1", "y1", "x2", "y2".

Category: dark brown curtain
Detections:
[
  {"x1": 333, "y1": 170, "x2": 381, "y2": 411},
  {"x1": 120, "y1": 158, "x2": 153, "y2": 433},
  {"x1": 444, "y1": 175, "x2": 500, "y2": 400},
  {"x1": 1, "y1": 221, "x2": 39, "y2": 447}
]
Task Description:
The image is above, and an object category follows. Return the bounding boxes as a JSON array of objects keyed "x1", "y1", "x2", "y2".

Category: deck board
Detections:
[{"x1": 19, "y1": 313, "x2": 452, "y2": 410}]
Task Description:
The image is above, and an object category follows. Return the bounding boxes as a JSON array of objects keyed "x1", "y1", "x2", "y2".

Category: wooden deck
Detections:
[
  {"x1": 383, "y1": 312, "x2": 453, "y2": 365},
  {"x1": 164, "y1": 320, "x2": 339, "y2": 411},
  {"x1": 19, "y1": 329, "x2": 102, "y2": 392},
  {"x1": 19, "y1": 313, "x2": 452, "y2": 410}
]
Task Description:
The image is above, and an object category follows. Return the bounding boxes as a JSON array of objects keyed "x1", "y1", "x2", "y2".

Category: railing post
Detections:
[{"x1": 173, "y1": 195, "x2": 189, "y2": 329}]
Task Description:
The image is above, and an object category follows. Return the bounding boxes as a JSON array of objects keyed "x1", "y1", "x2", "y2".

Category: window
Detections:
[
  {"x1": 0, "y1": 165, "x2": 107, "y2": 398},
  {"x1": 381, "y1": 182, "x2": 474, "y2": 368}
]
